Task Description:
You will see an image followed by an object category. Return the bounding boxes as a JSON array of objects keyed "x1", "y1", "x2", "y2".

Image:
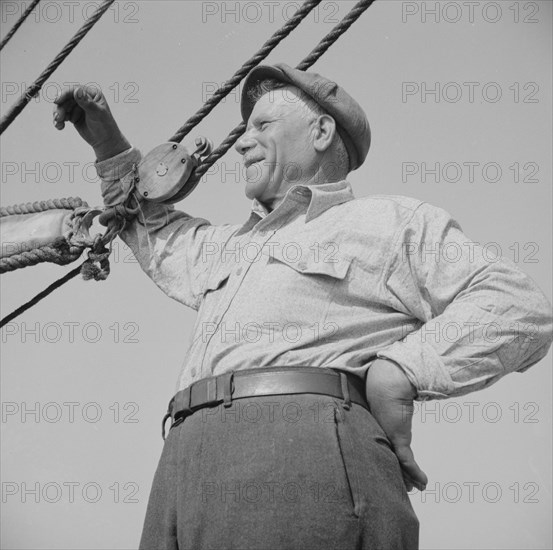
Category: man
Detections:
[{"x1": 53, "y1": 63, "x2": 552, "y2": 549}]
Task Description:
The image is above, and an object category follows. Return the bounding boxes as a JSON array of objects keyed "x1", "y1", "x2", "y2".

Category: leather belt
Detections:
[{"x1": 162, "y1": 366, "x2": 368, "y2": 439}]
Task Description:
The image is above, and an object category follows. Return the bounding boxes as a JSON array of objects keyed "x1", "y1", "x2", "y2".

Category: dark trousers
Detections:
[{"x1": 139, "y1": 394, "x2": 419, "y2": 549}]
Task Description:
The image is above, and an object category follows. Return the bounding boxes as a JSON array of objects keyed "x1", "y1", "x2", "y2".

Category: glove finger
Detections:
[
  {"x1": 54, "y1": 86, "x2": 79, "y2": 105},
  {"x1": 69, "y1": 104, "x2": 85, "y2": 125}
]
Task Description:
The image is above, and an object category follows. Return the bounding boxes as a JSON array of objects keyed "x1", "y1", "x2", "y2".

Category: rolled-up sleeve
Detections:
[
  {"x1": 377, "y1": 202, "x2": 553, "y2": 401},
  {"x1": 95, "y1": 148, "x2": 238, "y2": 310}
]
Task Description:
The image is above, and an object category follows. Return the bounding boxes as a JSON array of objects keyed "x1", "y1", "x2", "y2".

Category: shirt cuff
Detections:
[
  {"x1": 377, "y1": 341, "x2": 455, "y2": 401},
  {"x1": 95, "y1": 146, "x2": 142, "y2": 182}
]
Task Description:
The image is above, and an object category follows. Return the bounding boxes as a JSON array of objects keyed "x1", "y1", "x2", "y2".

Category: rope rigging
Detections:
[
  {"x1": 190, "y1": 0, "x2": 376, "y2": 186},
  {"x1": 0, "y1": 197, "x2": 88, "y2": 273},
  {"x1": 0, "y1": 264, "x2": 82, "y2": 329},
  {"x1": 0, "y1": 0, "x2": 41, "y2": 52},
  {"x1": 0, "y1": 0, "x2": 376, "y2": 327},
  {"x1": 168, "y1": 0, "x2": 323, "y2": 144},
  {"x1": 0, "y1": 0, "x2": 115, "y2": 135}
]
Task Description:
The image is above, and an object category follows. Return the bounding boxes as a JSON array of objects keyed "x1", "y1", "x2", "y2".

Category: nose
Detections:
[{"x1": 235, "y1": 128, "x2": 256, "y2": 155}]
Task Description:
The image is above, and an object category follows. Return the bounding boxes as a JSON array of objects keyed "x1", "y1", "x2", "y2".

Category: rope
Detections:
[
  {"x1": 0, "y1": 197, "x2": 89, "y2": 272},
  {"x1": 0, "y1": 197, "x2": 86, "y2": 217},
  {"x1": 0, "y1": 239, "x2": 85, "y2": 273},
  {"x1": 0, "y1": 0, "x2": 115, "y2": 135},
  {"x1": 189, "y1": 0, "x2": 376, "y2": 185},
  {"x1": 0, "y1": 264, "x2": 82, "y2": 329},
  {"x1": 296, "y1": 0, "x2": 376, "y2": 71},
  {"x1": 168, "y1": 0, "x2": 323, "y2": 143},
  {"x1": 0, "y1": 0, "x2": 375, "y2": 323},
  {"x1": 0, "y1": 236, "x2": 112, "y2": 327},
  {"x1": 0, "y1": 0, "x2": 41, "y2": 52}
]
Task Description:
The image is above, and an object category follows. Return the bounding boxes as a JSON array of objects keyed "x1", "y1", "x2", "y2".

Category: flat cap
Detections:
[{"x1": 241, "y1": 63, "x2": 371, "y2": 171}]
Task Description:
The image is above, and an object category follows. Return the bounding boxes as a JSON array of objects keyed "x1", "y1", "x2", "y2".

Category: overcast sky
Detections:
[{"x1": 1, "y1": 1, "x2": 552, "y2": 548}]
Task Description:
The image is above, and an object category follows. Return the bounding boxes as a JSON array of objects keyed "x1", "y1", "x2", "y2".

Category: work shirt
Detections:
[{"x1": 97, "y1": 148, "x2": 552, "y2": 400}]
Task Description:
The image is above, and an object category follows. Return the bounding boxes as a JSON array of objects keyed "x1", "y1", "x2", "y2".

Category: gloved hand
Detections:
[
  {"x1": 365, "y1": 358, "x2": 428, "y2": 492},
  {"x1": 53, "y1": 84, "x2": 130, "y2": 161}
]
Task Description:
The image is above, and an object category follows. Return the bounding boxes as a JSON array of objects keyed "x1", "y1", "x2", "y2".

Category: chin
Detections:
[
  {"x1": 245, "y1": 180, "x2": 267, "y2": 201},
  {"x1": 245, "y1": 185, "x2": 261, "y2": 201}
]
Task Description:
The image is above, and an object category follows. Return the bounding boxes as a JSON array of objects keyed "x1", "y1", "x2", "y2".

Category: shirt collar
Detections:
[
  {"x1": 303, "y1": 179, "x2": 355, "y2": 222},
  {"x1": 251, "y1": 198, "x2": 270, "y2": 219},
  {"x1": 237, "y1": 180, "x2": 355, "y2": 234}
]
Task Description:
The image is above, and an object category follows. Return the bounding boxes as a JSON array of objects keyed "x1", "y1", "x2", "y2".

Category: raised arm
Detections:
[{"x1": 54, "y1": 84, "x2": 238, "y2": 310}]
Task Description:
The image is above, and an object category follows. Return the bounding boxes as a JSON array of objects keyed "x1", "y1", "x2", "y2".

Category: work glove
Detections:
[{"x1": 53, "y1": 84, "x2": 130, "y2": 161}]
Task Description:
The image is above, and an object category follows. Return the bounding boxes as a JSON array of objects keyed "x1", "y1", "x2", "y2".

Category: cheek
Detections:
[{"x1": 281, "y1": 131, "x2": 310, "y2": 157}]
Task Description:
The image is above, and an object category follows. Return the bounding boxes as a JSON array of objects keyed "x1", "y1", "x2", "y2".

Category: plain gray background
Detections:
[{"x1": 1, "y1": 1, "x2": 551, "y2": 548}]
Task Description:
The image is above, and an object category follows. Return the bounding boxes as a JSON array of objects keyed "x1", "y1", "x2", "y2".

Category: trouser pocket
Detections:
[
  {"x1": 333, "y1": 405, "x2": 362, "y2": 517},
  {"x1": 332, "y1": 403, "x2": 420, "y2": 548}
]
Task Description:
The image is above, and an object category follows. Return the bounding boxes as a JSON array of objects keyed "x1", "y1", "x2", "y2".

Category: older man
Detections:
[{"x1": 54, "y1": 63, "x2": 552, "y2": 550}]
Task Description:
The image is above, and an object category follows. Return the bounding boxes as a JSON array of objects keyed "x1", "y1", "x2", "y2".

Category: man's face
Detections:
[{"x1": 235, "y1": 88, "x2": 317, "y2": 208}]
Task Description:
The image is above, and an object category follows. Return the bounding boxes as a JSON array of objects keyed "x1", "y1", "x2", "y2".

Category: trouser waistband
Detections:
[{"x1": 162, "y1": 366, "x2": 368, "y2": 439}]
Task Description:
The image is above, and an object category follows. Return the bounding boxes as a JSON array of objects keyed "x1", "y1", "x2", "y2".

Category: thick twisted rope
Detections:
[
  {"x1": 0, "y1": 0, "x2": 115, "y2": 135},
  {"x1": 168, "y1": 0, "x2": 322, "y2": 143},
  {"x1": 0, "y1": 0, "x2": 376, "y2": 324},
  {"x1": 188, "y1": 0, "x2": 376, "y2": 185},
  {"x1": 0, "y1": 197, "x2": 89, "y2": 273},
  {"x1": 0, "y1": 197, "x2": 86, "y2": 217},
  {"x1": 0, "y1": 239, "x2": 85, "y2": 273},
  {"x1": 296, "y1": 0, "x2": 376, "y2": 71},
  {"x1": 0, "y1": 0, "x2": 41, "y2": 52}
]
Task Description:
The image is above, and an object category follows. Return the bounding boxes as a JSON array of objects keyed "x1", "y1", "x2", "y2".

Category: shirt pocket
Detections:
[
  {"x1": 267, "y1": 245, "x2": 352, "y2": 280},
  {"x1": 258, "y1": 245, "x2": 353, "y2": 328}
]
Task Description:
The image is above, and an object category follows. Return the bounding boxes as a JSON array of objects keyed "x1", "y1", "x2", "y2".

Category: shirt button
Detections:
[
  {"x1": 191, "y1": 368, "x2": 196, "y2": 377},
  {"x1": 236, "y1": 267, "x2": 243, "y2": 276},
  {"x1": 298, "y1": 261, "x2": 308, "y2": 271}
]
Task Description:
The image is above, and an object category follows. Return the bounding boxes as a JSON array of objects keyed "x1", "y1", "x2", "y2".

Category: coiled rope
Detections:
[
  {"x1": 0, "y1": 0, "x2": 41, "y2": 52},
  {"x1": 0, "y1": 0, "x2": 115, "y2": 135}
]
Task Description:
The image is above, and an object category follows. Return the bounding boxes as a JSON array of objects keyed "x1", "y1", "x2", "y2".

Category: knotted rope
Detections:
[
  {"x1": 0, "y1": 0, "x2": 115, "y2": 135},
  {"x1": 0, "y1": 0, "x2": 41, "y2": 52},
  {"x1": 0, "y1": 238, "x2": 85, "y2": 273},
  {"x1": 0, "y1": 199, "x2": 118, "y2": 327},
  {"x1": 0, "y1": 0, "x2": 376, "y2": 327},
  {"x1": 0, "y1": 197, "x2": 88, "y2": 273},
  {"x1": 0, "y1": 196, "x2": 117, "y2": 273}
]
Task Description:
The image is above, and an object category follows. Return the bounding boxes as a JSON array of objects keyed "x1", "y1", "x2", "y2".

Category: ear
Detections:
[{"x1": 312, "y1": 114, "x2": 337, "y2": 153}]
